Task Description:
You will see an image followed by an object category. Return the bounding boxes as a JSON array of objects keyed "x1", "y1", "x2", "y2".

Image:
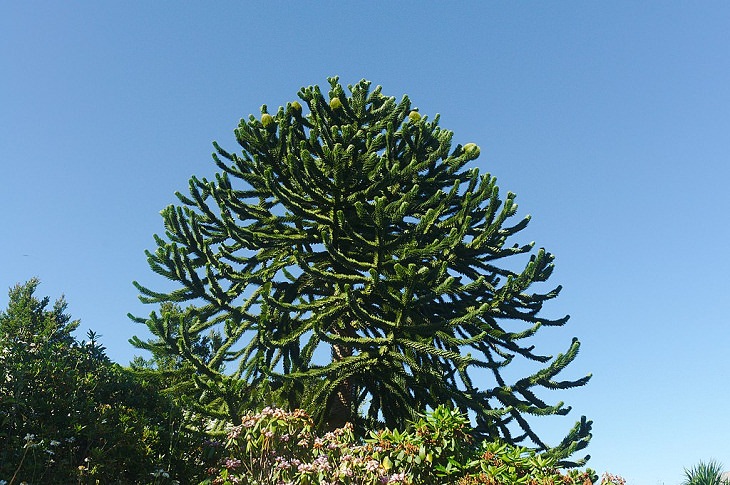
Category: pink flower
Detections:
[
  {"x1": 312, "y1": 455, "x2": 331, "y2": 472},
  {"x1": 388, "y1": 472, "x2": 407, "y2": 483},
  {"x1": 365, "y1": 460, "x2": 381, "y2": 473}
]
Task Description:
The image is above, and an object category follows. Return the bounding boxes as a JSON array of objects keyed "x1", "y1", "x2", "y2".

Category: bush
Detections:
[
  {"x1": 0, "y1": 280, "x2": 218, "y2": 484},
  {"x1": 205, "y1": 406, "x2": 601, "y2": 485}
]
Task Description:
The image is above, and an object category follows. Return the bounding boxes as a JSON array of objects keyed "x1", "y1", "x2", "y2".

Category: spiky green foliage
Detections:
[
  {"x1": 131, "y1": 77, "x2": 592, "y2": 463},
  {"x1": 682, "y1": 460, "x2": 730, "y2": 485},
  {"x1": 130, "y1": 303, "x2": 228, "y2": 426}
]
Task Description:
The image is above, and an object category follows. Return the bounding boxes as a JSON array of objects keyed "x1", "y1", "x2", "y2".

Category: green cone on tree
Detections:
[{"x1": 329, "y1": 96, "x2": 343, "y2": 110}]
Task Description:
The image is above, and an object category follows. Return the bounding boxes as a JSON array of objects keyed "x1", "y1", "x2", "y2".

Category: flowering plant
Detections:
[
  {"x1": 205, "y1": 407, "x2": 401, "y2": 484},
  {"x1": 205, "y1": 406, "x2": 606, "y2": 485}
]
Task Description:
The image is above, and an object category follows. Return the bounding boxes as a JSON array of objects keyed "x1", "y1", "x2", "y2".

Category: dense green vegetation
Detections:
[
  {"x1": 0, "y1": 279, "x2": 219, "y2": 484},
  {"x1": 0, "y1": 277, "x2": 606, "y2": 483}
]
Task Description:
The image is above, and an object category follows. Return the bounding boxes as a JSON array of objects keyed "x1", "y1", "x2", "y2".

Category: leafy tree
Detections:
[
  {"x1": 131, "y1": 77, "x2": 592, "y2": 464},
  {"x1": 0, "y1": 279, "x2": 217, "y2": 483},
  {"x1": 0, "y1": 276, "x2": 78, "y2": 346}
]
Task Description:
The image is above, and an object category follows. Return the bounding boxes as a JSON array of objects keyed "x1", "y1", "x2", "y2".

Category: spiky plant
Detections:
[
  {"x1": 682, "y1": 460, "x2": 729, "y2": 485},
  {"x1": 131, "y1": 77, "x2": 592, "y2": 465}
]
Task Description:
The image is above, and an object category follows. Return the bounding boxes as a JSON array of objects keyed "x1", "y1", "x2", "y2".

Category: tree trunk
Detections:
[{"x1": 326, "y1": 324, "x2": 356, "y2": 430}]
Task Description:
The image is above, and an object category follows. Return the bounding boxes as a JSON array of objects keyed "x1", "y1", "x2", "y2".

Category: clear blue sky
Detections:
[{"x1": 2, "y1": 2, "x2": 729, "y2": 483}]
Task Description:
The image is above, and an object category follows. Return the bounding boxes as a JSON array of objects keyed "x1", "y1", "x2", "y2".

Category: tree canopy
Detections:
[{"x1": 131, "y1": 77, "x2": 592, "y2": 465}]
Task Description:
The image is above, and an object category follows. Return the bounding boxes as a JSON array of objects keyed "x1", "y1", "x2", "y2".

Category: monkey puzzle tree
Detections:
[{"x1": 131, "y1": 77, "x2": 592, "y2": 464}]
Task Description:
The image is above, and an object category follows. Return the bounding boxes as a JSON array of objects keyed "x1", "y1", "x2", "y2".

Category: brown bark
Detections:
[{"x1": 325, "y1": 324, "x2": 356, "y2": 430}]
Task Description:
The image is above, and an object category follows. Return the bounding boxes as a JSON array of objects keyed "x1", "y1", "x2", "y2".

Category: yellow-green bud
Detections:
[
  {"x1": 261, "y1": 113, "x2": 274, "y2": 127},
  {"x1": 463, "y1": 143, "x2": 480, "y2": 158},
  {"x1": 329, "y1": 97, "x2": 343, "y2": 110},
  {"x1": 408, "y1": 110, "x2": 421, "y2": 122},
  {"x1": 290, "y1": 101, "x2": 302, "y2": 115}
]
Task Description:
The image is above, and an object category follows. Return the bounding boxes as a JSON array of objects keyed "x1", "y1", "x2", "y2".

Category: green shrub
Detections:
[
  {"x1": 205, "y1": 406, "x2": 600, "y2": 485},
  {"x1": 0, "y1": 280, "x2": 218, "y2": 484}
]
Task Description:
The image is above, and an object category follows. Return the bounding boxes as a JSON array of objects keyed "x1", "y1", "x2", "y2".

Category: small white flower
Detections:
[{"x1": 150, "y1": 469, "x2": 170, "y2": 478}]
